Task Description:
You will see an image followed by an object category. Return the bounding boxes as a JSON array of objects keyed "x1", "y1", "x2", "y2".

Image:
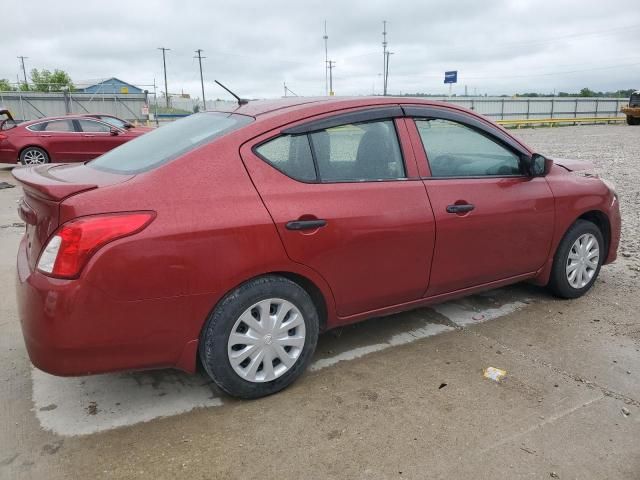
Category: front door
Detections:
[
  {"x1": 241, "y1": 114, "x2": 436, "y2": 317},
  {"x1": 75, "y1": 119, "x2": 127, "y2": 159},
  {"x1": 408, "y1": 115, "x2": 555, "y2": 296}
]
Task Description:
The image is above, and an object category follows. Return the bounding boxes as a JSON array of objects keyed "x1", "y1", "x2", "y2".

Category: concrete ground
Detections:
[{"x1": 1, "y1": 124, "x2": 639, "y2": 480}]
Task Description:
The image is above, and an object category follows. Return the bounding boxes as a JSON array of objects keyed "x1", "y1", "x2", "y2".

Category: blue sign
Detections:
[{"x1": 444, "y1": 71, "x2": 458, "y2": 84}]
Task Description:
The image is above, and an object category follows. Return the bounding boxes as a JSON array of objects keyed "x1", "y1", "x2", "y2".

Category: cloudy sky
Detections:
[{"x1": 3, "y1": 0, "x2": 640, "y2": 100}]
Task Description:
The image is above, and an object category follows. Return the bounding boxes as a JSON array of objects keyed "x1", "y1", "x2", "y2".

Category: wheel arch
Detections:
[
  {"x1": 19, "y1": 144, "x2": 50, "y2": 163},
  {"x1": 577, "y1": 209, "x2": 611, "y2": 262}
]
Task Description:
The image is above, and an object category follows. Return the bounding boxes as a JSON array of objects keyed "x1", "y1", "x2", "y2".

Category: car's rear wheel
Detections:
[
  {"x1": 199, "y1": 275, "x2": 319, "y2": 399},
  {"x1": 627, "y1": 115, "x2": 640, "y2": 126},
  {"x1": 548, "y1": 220, "x2": 604, "y2": 299},
  {"x1": 20, "y1": 147, "x2": 49, "y2": 165}
]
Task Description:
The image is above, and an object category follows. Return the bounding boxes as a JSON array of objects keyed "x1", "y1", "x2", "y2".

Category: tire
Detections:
[
  {"x1": 19, "y1": 147, "x2": 49, "y2": 165},
  {"x1": 199, "y1": 275, "x2": 319, "y2": 399},
  {"x1": 547, "y1": 220, "x2": 604, "y2": 299},
  {"x1": 627, "y1": 115, "x2": 640, "y2": 126}
]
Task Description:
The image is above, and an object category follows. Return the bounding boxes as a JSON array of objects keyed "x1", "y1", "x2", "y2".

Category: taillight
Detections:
[{"x1": 37, "y1": 212, "x2": 155, "y2": 279}]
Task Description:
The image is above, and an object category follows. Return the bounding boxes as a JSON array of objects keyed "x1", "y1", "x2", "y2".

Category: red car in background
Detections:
[
  {"x1": 0, "y1": 111, "x2": 151, "y2": 164},
  {"x1": 12, "y1": 97, "x2": 621, "y2": 399}
]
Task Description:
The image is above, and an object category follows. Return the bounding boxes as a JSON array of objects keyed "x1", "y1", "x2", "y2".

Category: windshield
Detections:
[{"x1": 89, "y1": 112, "x2": 253, "y2": 174}]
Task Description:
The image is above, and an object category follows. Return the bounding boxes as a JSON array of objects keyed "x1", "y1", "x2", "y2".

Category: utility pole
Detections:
[
  {"x1": 382, "y1": 21, "x2": 388, "y2": 96},
  {"x1": 385, "y1": 51, "x2": 393, "y2": 95},
  {"x1": 327, "y1": 61, "x2": 336, "y2": 96},
  {"x1": 17, "y1": 56, "x2": 28, "y2": 89},
  {"x1": 194, "y1": 49, "x2": 206, "y2": 110},
  {"x1": 158, "y1": 47, "x2": 171, "y2": 108},
  {"x1": 323, "y1": 21, "x2": 329, "y2": 96}
]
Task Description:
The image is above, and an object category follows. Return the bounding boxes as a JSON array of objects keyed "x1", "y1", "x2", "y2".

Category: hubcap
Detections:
[
  {"x1": 23, "y1": 149, "x2": 46, "y2": 164},
  {"x1": 566, "y1": 233, "x2": 599, "y2": 289},
  {"x1": 227, "y1": 298, "x2": 306, "y2": 383}
]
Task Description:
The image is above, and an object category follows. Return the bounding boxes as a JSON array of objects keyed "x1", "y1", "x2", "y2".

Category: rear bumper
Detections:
[{"x1": 16, "y1": 237, "x2": 199, "y2": 376}]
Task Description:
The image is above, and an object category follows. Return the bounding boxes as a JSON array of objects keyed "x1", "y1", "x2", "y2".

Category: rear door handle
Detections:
[
  {"x1": 285, "y1": 219, "x2": 327, "y2": 231},
  {"x1": 446, "y1": 204, "x2": 475, "y2": 214}
]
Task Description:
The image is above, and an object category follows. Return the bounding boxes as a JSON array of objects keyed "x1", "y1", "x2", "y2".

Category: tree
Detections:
[
  {"x1": 0, "y1": 79, "x2": 15, "y2": 91},
  {"x1": 29, "y1": 68, "x2": 74, "y2": 92},
  {"x1": 579, "y1": 87, "x2": 595, "y2": 97}
]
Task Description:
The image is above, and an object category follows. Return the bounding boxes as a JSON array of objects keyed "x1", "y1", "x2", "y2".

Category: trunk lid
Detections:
[{"x1": 12, "y1": 163, "x2": 133, "y2": 270}]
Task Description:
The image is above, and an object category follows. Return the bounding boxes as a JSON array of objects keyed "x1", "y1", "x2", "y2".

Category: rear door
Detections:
[
  {"x1": 241, "y1": 108, "x2": 436, "y2": 318},
  {"x1": 404, "y1": 106, "x2": 555, "y2": 296},
  {"x1": 30, "y1": 120, "x2": 83, "y2": 161}
]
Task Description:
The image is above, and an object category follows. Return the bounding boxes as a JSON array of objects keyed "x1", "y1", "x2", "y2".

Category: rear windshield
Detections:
[{"x1": 89, "y1": 112, "x2": 253, "y2": 174}]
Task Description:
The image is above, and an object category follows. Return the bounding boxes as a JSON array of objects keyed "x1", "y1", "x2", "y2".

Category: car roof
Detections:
[
  {"x1": 230, "y1": 96, "x2": 453, "y2": 118},
  {"x1": 19, "y1": 114, "x2": 119, "y2": 127}
]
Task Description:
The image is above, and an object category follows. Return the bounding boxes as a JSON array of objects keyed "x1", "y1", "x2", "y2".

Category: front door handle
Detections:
[
  {"x1": 446, "y1": 204, "x2": 475, "y2": 214},
  {"x1": 285, "y1": 219, "x2": 327, "y2": 231}
]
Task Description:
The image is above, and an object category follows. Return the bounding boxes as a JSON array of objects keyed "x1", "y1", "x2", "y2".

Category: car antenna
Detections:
[{"x1": 214, "y1": 80, "x2": 249, "y2": 106}]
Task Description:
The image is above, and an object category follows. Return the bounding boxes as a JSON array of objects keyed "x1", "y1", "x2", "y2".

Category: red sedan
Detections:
[
  {"x1": 13, "y1": 97, "x2": 620, "y2": 398},
  {"x1": 0, "y1": 112, "x2": 151, "y2": 165}
]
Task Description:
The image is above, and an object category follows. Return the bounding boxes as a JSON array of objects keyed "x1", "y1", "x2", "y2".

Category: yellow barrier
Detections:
[{"x1": 496, "y1": 117, "x2": 624, "y2": 128}]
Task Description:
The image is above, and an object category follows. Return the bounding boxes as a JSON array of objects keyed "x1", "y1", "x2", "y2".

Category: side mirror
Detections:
[
  {"x1": 526, "y1": 153, "x2": 553, "y2": 177},
  {"x1": 110, "y1": 128, "x2": 120, "y2": 136}
]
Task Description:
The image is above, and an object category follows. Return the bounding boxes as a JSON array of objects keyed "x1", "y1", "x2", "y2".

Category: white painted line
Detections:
[
  {"x1": 432, "y1": 300, "x2": 529, "y2": 328},
  {"x1": 31, "y1": 298, "x2": 529, "y2": 436},
  {"x1": 310, "y1": 323, "x2": 454, "y2": 371},
  {"x1": 32, "y1": 369, "x2": 222, "y2": 436}
]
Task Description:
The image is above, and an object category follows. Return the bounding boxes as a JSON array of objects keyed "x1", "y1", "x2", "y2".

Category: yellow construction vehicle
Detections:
[{"x1": 621, "y1": 91, "x2": 640, "y2": 125}]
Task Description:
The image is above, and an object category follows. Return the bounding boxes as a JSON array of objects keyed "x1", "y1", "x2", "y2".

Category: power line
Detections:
[
  {"x1": 194, "y1": 49, "x2": 206, "y2": 109},
  {"x1": 157, "y1": 47, "x2": 171, "y2": 108}
]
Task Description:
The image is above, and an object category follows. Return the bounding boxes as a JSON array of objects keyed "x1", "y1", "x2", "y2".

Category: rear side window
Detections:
[
  {"x1": 255, "y1": 135, "x2": 316, "y2": 182},
  {"x1": 256, "y1": 119, "x2": 405, "y2": 183},
  {"x1": 310, "y1": 120, "x2": 404, "y2": 181},
  {"x1": 89, "y1": 112, "x2": 253, "y2": 174},
  {"x1": 416, "y1": 119, "x2": 522, "y2": 177},
  {"x1": 29, "y1": 120, "x2": 74, "y2": 132}
]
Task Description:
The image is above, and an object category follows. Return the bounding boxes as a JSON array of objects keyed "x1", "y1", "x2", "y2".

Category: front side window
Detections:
[
  {"x1": 78, "y1": 120, "x2": 111, "y2": 133},
  {"x1": 310, "y1": 120, "x2": 405, "y2": 182},
  {"x1": 415, "y1": 119, "x2": 522, "y2": 177},
  {"x1": 89, "y1": 112, "x2": 253, "y2": 174}
]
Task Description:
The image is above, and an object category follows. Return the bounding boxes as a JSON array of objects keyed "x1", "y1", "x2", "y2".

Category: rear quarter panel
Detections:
[{"x1": 58, "y1": 130, "x2": 337, "y2": 368}]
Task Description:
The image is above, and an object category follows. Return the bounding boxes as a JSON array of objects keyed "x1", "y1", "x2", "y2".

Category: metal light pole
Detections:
[
  {"x1": 158, "y1": 47, "x2": 171, "y2": 108},
  {"x1": 195, "y1": 49, "x2": 206, "y2": 110}
]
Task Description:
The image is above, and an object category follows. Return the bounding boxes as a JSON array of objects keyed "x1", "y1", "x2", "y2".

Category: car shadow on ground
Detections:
[{"x1": 31, "y1": 282, "x2": 547, "y2": 436}]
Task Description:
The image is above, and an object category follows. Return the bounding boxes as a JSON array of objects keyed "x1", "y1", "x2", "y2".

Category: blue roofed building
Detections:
[{"x1": 76, "y1": 78, "x2": 143, "y2": 94}]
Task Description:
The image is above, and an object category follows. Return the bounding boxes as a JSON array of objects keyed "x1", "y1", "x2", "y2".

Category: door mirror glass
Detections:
[{"x1": 529, "y1": 153, "x2": 552, "y2": 177}]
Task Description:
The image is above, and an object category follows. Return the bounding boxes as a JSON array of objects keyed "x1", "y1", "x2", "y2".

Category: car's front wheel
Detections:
[
  {"x1": 199, "y1": 275, "x2": 319, "y2": 399},
  {"x1": 548, "y1": 219, "x2": 604, "y2": 299},
  {"x1": 20, "y1": 147, "x2": 49, "y2": 165}
]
